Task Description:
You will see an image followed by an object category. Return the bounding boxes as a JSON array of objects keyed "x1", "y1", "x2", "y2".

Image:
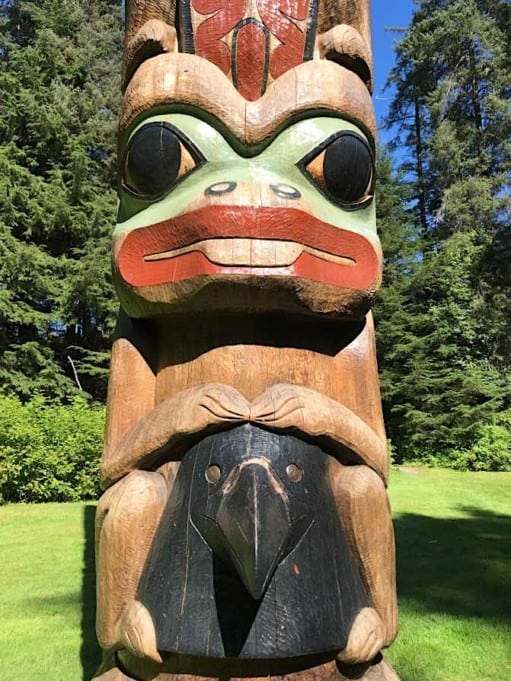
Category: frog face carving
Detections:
[{"x1": 115, "y1": 2, "x2": 379, "y2": 318}]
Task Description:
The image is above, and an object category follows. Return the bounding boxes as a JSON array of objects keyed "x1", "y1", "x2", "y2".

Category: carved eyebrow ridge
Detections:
[
  {"x1": 120, "y1": 55, "x2": 376, "y2": 155},
  {"x1": 125, "y1": 114, "x2": 372, "y2": 165}
]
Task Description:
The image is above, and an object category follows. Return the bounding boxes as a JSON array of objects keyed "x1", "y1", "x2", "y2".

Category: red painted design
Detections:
[
  {"x1": 192, "y1": 0, "x2": 246, "y2": 74},
  {"x1": 235, "y1": 22, "x2": 267, "y2": 101},
  {"x1": 257, "y1": 0, "x2": 310, "y2": 78},
  {"x1": 117, "y1": 206, "x2": 381, "y2": 291}
]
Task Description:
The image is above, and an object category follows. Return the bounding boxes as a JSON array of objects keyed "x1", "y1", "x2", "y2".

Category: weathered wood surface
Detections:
[
  {"x1": 93, "y1": 0, "x2": 400, "y2": 678},
  {"x1": 121, "y1": 0, "x2": 373, "y2": 97},
  {"x1": 119, "y1": 57, "x2": 376, "y2": 144},
  {"x1": 103, "y1": 316, "x2": 386, "y2": 466}
]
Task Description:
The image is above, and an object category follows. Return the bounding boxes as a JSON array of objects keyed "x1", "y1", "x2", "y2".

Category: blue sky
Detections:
[{"x1": 371, "y1": 0, "x2": 415, "y2": 141}]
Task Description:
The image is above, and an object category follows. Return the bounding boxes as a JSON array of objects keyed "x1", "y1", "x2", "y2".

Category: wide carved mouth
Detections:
[
  {"x1": 144, "y1": 238, "x2": 356, "y2": 269},
  {"x1": 116, "y1": 205, "x2": 381, "y2": 290}
]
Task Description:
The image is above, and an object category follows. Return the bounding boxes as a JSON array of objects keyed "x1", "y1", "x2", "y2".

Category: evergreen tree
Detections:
[
  {"x1": 379, "y1": 0, "x2": 511, "y2": 469},
  {"x1": 374, "y1": 148, "x2": 418, "y2": 435},
  {"x1": 385, "y1": 14, "x2": 436, "y2": 235},
  {"x1": 0, "y1": 0, "x2": 122, "y2": 400}
]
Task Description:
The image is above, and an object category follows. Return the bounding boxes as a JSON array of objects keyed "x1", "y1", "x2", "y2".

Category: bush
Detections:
[
  {"x1": 411, "y1": 412, "x2": 511, "y2": 473},
  {"x1": 445, "y1": 417, "x2": 511, "y2": 472},
  {"x1": 0, "y1": 394, "x2": 105, "y2": 503}
]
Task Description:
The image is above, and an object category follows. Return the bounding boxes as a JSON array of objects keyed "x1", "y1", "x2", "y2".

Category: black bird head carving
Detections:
[
  {"x1": 192, "y1": 443, "x2": 314, "y2": 600},
  {"x1": 137, "y1": 424, "x2": 367, "y2": 659}
]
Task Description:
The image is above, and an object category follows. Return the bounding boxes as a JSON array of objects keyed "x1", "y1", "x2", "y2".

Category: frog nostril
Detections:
[
  {"x1": 205, "y1": 181, "x2": 237, "y2": 196},
  {"x1": 270, "y1": 183, "x2": 301, "y2": 199}
]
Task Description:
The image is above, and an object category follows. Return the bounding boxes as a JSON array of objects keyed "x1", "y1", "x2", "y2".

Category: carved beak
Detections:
[
  {"x1": 197, "y1": 460, "x2": 309, "y2": 600},
  {"x1": 217, "y1": 462, "x2": 291, "y2": 599}
]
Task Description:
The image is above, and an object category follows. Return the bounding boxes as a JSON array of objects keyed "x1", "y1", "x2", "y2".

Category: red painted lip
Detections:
[{"x1": 117, "y1": 205, "x2": 381, "y2": 290}]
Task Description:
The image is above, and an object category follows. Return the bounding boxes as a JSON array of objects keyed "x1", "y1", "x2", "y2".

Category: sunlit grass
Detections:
[
  {"x1": 0, "y1": 502, "x2": 98, "y2": 681},
  {"x1": 0, "y1": 469, "x2": 510, "y2": 680},
  {"x1": 388, "y1": 468, "x2": 511, "y2": 681}
]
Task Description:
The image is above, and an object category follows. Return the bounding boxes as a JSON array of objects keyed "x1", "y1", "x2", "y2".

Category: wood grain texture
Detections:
[
  {"x1": 318, "y1": 0, "x2": 373, "y2": 90},
  {"x1": 188, "y1": 0, "x2": 246, "y2": 74},
  {"x1": 258, "y1": 0, "x2": 316, "y2": 79},
  {"x1": 119, "y1": 56, "x2": 376, "y2": 145},
  {"x1": 114, "y1": 194, "x2": 382, "y2": 319},
  {"x1": 104, "y1": 313, "x2": 385, "y2": 445},
  {"x1": 103, "y1": 317, "x2": 156, "y2": 458},
  {"x1": 101, "y1": 383, "x2": 249, "y2": 487},
  {"x1": 101, "y1": 379, "x2": 386, "y2": 487},
  {"x1": 319, "y1": 0, "x2": 371, "y2": 53},
  {"x1": 116, "y1": 206, "x2": 381, "y2": 290},
  {"x1": 124, "y1": 0, "x2": 372, "y2": 97},
  {"x1": 100, "y1": 315, "x2": 393, "y2": 666},
  {"x1": 329, "y1": 463, "x2": 399, "y2": 648},
  {"x1": 95, "y1": 471, "x2": 170, "y2": 652},
  {"x1": 116, "y1": 273, "x2": 380, "y2": 320},
  {"x1": 124, "y1": 1, "x2": 177, "y2": 87},
  {"x1": 125, "y1": 0, "x2": 176, "y2": 41},
  {"x1": 178, "y1": 0, "x2": 318, "y2": 98},
  {"x1": 233, "y1": 19, "x2": 270, "y2": 100},
  {"x1": 124, "y1": 20, "x2": 177, "y2": 90},
  {"x1": 97, "y1": 1, "x2": 400, "y2": 677},
  {"x1": 250, "y1": 383, "x2": 387, "y2": 482},
  {"x1": 317, "y1": 24, "x2": 372, "y2": 90},
  {"x1": 153, "y1": 313, "x2": 386, "y2": 439}
]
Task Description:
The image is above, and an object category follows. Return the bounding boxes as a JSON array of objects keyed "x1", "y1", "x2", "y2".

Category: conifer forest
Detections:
[{"x1": 0, "y1": 0, "x2": 510, "y2": 501}]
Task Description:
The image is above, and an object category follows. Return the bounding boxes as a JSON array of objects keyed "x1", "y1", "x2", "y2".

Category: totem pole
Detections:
[{"x1": 93, "y1": 1, "x2": 399, "y2": 680}]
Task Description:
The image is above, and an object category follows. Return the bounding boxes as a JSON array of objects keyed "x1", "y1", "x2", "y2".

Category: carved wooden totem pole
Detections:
[{"x1": 93, "y1": 1, "x2": 399, "y2": 680}]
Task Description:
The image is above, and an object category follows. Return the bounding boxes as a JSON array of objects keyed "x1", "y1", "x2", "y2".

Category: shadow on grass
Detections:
[
  {"x1": 394, "y1": 506, "x2": 511, "y2": 623},
  {"x1": 82, "y1": 504, "x2": 101, "y2": 680}
]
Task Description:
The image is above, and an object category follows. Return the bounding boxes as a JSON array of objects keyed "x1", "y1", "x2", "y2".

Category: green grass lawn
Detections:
[
  {"x1": 387, "y1": 468, "x2": 511, "y2": 681},
  {"x1": 0, "y1": 468, "x2": 509, "y2": 681},
  {"x1": 0, "y1": 502, "x2": 98, "y2": 681}
]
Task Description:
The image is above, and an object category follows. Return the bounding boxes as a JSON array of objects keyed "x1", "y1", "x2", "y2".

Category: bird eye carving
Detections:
[
  {"x1": 123, "y1": 122, "x2": 202, "y2": 199},
  {"x1": 286, "y1": 463, "x2": 303, "y2": 483},
  {"x1": 205, "y1": 464, "x2": 222, "y2": 484},
  {"x1": 301, "y1": 131, "x2": 374, "y2": 208}
]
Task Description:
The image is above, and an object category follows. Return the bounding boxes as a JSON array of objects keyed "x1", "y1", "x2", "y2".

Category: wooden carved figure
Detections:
[{"x1": 93, "y1": 1, "x2": 400, "y2": 680}]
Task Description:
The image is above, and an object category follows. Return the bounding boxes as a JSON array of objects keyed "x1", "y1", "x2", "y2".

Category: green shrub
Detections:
[
  {"x1": 445, "y1": 417, "x2": 511, "y2": 472},
  {"x1": 413, "y1": 412, "x2": 511, "y2": 473},
  {"x1": 0, "y1": 394, "x2": 105, "y2": 503}
]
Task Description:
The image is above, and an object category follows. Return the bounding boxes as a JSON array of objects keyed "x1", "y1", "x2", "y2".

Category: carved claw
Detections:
[
  {"x1": 118, "y1": 600, "x2": 162, "y2": 664},
  {"x1": 251, "y1": 383, "x2": 388, "y2": 483},
  {"x1": 102, "y1": 383, "x2": 250, "y2": 486},
  {"x1": 250, "y1": 383, "x2": 304, "y2": 424},
  {"x1": 337, "y1": 607, "x2": 385, "y2": 665},
  {"x1": 198, "y1": 384, "x2": 250, "y2": 421}
]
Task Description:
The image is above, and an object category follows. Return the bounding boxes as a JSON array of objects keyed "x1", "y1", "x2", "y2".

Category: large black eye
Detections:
[
  {"x1": 324, "y1": 133, "x2": 373, "y2": 203},
  {"x1": 123, "y1": 122, "x2": 199, "y2": 199},
  {"x1": 302, "y1": 131, "x2": 374, "y2": 208}
]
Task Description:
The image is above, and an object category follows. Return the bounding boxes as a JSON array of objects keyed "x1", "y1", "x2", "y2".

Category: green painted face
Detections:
[
  {"x1": 113, "y1": 113, "x2": 381, "y2": 319},
  {"x1": 117, "y1": 114, "x2": 377, "y2": 237}
]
